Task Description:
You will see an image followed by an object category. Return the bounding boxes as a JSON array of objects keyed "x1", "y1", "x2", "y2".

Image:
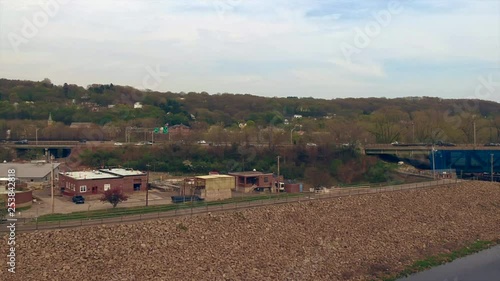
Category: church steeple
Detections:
[{"x1": 48, "y1": 112, "x2": 54, "y2": 126}]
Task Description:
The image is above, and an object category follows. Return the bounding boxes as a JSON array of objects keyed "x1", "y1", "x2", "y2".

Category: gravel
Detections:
[{"x1": 2, "y1": 181, "x2": 500, "y2": 281}]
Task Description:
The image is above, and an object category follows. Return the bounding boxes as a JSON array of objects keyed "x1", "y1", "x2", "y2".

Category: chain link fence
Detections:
[{"x1": 1, "y1": 178, "x2": 461, "y2": 233}]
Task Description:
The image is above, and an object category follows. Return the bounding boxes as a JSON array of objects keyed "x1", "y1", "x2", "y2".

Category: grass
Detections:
[
  {"x1": 381, "y1": 239, "x2": 499, "y2": 281},
  {"x1": 34, "y1": 192, "x2": 303, "y2": 222},
  {"x1": 17, "y1": 205, "x2": 32, "y2": 212}
]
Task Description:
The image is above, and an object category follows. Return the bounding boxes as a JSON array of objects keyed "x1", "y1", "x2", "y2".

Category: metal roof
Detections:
[
  {"x1": 0, "y1": 162, "x2": 60, "y2": 179},
  {"x1": 196, "y1": 175, "x2": 235, "y2": 180},
  {"x1": 228, "y1": 171, "x2": 272, "y2": 177},
  {"x1": 99, "y1": 168, "x2": 146, "y2": 176},
  {"x1": 61, "y1": 171, "x2": 121, "y2": 180}
]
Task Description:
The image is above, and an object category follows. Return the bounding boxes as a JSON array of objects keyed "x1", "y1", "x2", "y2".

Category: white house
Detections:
[{"x1": 134, "y1": 102, "x2": 143, "y2": 109}]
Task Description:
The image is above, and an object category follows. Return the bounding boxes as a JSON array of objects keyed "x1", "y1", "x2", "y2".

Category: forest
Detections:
[{"x1": 1, "y1": 78, "x2": 499, "y2": 185}]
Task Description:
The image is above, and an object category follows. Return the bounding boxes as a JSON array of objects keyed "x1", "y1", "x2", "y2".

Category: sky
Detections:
[{"x1": 0, "y1": 0, "x2": 499, "y2": 101}]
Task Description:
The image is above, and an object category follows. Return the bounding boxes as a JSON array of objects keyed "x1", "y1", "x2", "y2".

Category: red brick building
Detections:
[
  {"x1": 228, "y1": 171, "x2": 282, "y2": 193},
  {"x1": 59, "y1": 168, "x2": 147, "y2": 197},
  {"x1": 168, "y1": 124, "x2": 191, "y2": 140}
]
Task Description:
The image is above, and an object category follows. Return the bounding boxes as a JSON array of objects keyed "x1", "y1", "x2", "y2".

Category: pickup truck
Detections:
[{"x1": 171, "y1": 195, "x2": 204, "y2": 203}]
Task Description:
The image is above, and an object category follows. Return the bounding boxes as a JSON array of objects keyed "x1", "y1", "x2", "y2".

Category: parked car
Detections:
[
  {"x1": 79, "y1": 139, "x2": 87, "y2": 143},
  {"x1": 484, "y1": 143, "x2": 500, "y2": 146},
  {"x1": 113, "y1": 142, "x2": 123, "y2": 146},
  {"x1": 72, "y1": 195, "x2": 85, "y2": 204},
  {"x1": 306, "y1": 143, "x2": 317, "y2": 147},
  {"x1": 197, "y1": 140, "x2": 207, "y2": 144}
]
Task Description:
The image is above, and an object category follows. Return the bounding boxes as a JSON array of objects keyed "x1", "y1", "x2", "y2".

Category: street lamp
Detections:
[{"x1": 290, "y1": 125, "x2": 302, "y2": 145}]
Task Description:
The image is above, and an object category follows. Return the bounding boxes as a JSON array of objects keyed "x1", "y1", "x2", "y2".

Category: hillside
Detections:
[
  {"x1": 2, "y1": 181, "x2": 500, "y2": 280},
  {"x1": 1, "y1": 78, "x2": 500, "y2": 145}
]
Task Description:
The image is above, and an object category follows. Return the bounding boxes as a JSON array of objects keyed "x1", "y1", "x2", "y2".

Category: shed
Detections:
[{"x1": 194, "y1": 175, "x2": 235, "y2": 201}]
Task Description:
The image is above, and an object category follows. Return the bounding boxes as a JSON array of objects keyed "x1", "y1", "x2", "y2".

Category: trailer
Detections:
[{"x1": 171, "y1": 195, "x2": 204, "y2": 203}]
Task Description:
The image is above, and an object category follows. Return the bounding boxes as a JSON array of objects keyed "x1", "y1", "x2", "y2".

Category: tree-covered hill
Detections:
[{"x1": 1, "y1": 78, "x2": 499, "y2": 144}]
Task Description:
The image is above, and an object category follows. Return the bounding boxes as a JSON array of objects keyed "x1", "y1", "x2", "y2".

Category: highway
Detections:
[{"x1": 398, "y1": 245, "x2": 500, "y2": 281}]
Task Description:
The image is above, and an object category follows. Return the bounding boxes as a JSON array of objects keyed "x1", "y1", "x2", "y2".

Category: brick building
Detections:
[
  {"x1": 59, "y1": 168, "x2": 147, "y2": 197},
  {"x1": 168, "y1": 124, "x2": 191, "y2": 140},
  {"x1": 229, "y1": 171, "x2": 282, "y2": 193}
]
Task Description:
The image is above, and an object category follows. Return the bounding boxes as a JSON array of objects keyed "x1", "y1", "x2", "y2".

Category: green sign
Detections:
[
  {"x1": 163, "y1": 126, "x2": 168, "y2": 134},
  {"x1": 154, "y1": 128, "x2": 159, "y2": 133}
]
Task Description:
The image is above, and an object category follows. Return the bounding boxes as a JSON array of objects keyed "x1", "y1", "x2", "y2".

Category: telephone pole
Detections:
[
  {"x1": 146, "y1": 163, "x2": 150, "y2": 206},
  {"x1": 491, "y1": 154, "x2": 494, "y2": 182},
  {"x1": 50, "y1": 153, "x2": 54, "y2": 213},
  {"x1": 276, "y1": 156, "x2": 280, "y2": 193}
]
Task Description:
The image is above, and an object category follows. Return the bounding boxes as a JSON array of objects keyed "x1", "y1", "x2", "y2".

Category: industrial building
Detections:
[
  {"x1": 59, "y1": 168, "x2": 147, "y2": 197},
  {"x1": 180, "y1": 175, "x2": 235, "y2": 201},
  {"x1": 194, "y1": 175, "x2": 234, "y2": 201},
  {"x1": 0, "y1": 178, "x2": 32, "y2": 208},
  {"x1": 0, "y1": 161, "x2": 60, "y2": 183},
  {"x1": 228, "y1": 171, "x2": 282, "y2": 193}
]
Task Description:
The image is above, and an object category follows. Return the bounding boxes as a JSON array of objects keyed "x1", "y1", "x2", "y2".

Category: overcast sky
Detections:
[{"x1": 0, "y1": 0, "x2": 499, "y2": 101}]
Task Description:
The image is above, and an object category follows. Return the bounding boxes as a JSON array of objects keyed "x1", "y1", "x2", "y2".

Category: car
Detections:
[
  {"x1": 391, "y1": 141, "x2": 399, "y2": 145},
  {"x1": 197, "y1": 140, "x2": 207, "y2": 144},
  {"x1": 79, "y1": 139, "x2": 87, "y2": 143},
  {"x1": 435, "y1": 141, "x2": 456, "y2": 146},
  {"x1": 14, "y1": 139, "x2": 28, "y2": 144},
  {"x1": 306, "y1": 143, "x2": 317, "y2": 147},
  {"x1": 135, "y1": 141, "x2": 146, "y2": 146},
  {"x1": 114, "y1": 142, "x2": 123, "y2": 146},
  {"x1": 484, "y1": 143, "x2": 500, "y2": 146},
  {"x1": 72, "y1": 195, "x2": 85, "y2": 204}
]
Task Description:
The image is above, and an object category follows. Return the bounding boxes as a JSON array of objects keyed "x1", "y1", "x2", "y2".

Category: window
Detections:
[
  {"x1": 104, "y1": 184, "x2": 111, "y2": 191},
  {"x1": 263, "y1": 177, "x2": 269, "y2": 183},
  {"x1": 80, "y1": 185, "x2": 87, "y2": 193}
]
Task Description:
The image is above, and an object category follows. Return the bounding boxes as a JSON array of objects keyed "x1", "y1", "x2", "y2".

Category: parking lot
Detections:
[{"x1": 17, "y1": 188, "x2": 174, "y2": 218}]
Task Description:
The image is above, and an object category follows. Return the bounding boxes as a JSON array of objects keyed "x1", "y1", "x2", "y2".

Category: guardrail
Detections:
[{"x1": 0, "y1": 179, "x2": 460, "y2": 233}]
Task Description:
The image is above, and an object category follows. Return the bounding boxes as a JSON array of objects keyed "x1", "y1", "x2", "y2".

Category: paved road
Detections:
[{"x1": 398, "y1": 245, "x2": 500, "y2": 281}]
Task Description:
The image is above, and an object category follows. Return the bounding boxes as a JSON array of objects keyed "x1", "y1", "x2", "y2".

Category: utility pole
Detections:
[
  {"x1": 491, "y1": 154, "x2": 494, "y2": 182},
  {"x1": 50, "y1": 153, "x2": 54, "y2": 214},
  {"x1": 146, "y1": 163, "x2": 150, "y2": 206},
  {"x1": 412, "y1": 122, "x2": 415, "y2": 143},
  {"x1": 473, "y1": 120, "x2": 476, "y2": 148},
  {"x1": 431, "y1": 146, "x2": 436, "y2": 180},
  {"x1": 276, "y1": 156, "x2": 280, "y2": 193}
]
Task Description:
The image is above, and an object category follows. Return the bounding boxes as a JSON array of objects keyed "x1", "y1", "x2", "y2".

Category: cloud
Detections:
[{"x1": 0, "y1": 0, "x2": 498, "y2": 100}]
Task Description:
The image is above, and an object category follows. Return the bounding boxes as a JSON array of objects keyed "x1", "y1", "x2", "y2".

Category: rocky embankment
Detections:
[{"x1": 2, "y1": 181, "x2": 500, "y2": 280}]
